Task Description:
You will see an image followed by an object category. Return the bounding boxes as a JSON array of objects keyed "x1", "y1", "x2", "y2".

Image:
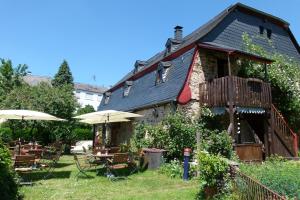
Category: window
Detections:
[
  {"x1": 156, "y1": 68, "x2": 163, "y2": 85},
  {"x1": 123, "y1": 81, "x2": 133, "y2": 97},
  {"x1": 75, "y1": 91, "x2": 81, "y2": 99},
  {"x1": 85, "y1": 92, "x2": 94, "y2": 100},
  {"x1": 155, "y1": 61, "x2": 172, "y2": 85},
  {"x1": 104, "y1": 92, "x2": 111, "y2": 104},
  {"x1": 259, "y1": 26, "x2": 264, "y2": 35},
  {"x1": 267, "y1": 29, "x2": 272, "y2": 39}
]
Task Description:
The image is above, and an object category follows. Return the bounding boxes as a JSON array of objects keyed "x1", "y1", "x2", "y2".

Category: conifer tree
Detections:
[{"x1": 52, "y1": 60, "x2": 74, "y2": 87}]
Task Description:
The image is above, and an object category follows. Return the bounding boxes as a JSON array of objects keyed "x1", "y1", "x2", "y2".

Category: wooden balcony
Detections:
[{"x1": 199, "y1": 76, "x2": 272, "y2": 108}]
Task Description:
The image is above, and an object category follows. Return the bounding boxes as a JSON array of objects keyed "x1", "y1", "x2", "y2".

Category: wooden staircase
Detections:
[{"x1": 269, "y1": 104, "x2": 298, "y2": 157}]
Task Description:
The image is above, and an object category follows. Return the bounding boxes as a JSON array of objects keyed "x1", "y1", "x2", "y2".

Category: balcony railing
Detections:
[{"x1": 199, "y1": 76, "x2": 272, "y2": 108}]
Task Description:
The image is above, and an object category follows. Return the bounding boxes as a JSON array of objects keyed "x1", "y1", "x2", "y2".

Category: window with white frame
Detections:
[
  {"x1": 85, "y1": 92, "x2": 94, "y2": 100},
  {"x1": 123, "y1": 81, "x2": 133, "y2": 97},
  {"x1": 155, "y1": 61, "x2": 172, "y2": 85},
  {"x1": 104, "y1": 92, "x2": 111, "y2": 104}
]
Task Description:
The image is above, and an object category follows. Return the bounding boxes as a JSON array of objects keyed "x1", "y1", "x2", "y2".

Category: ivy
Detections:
[{"x1": 241, "y1": 33, "x2": 300, "y2": 131}]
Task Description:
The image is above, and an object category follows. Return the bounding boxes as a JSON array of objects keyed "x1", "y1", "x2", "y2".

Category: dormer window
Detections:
[
  {"x1": 123, "y1": 81, "x2": 133, "y2": 97},
  {"x1": 259, "y1": 26, "x2": 264, "y2": 35},
  {"x1": 267, "y1": 29, "x2": 272, "y2": 39},
  {"x1": 104, "y1": 92, "x2": 111, "y2": 104},
  {"x1": 155, "y1": 61, "x2": 172, "y2": 85},
  {"x1": 134, "y1": 60, "x2": 147, "y2": 74},
  {"x1": 165, "y1": 26, "x2": 183, "y2": 55}
]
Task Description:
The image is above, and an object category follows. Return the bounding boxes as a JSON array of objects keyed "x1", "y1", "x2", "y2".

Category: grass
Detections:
[
  {"x1": 20, "y1": 155, "x2": 199, "y2": 200},
  {"x1": 240, "y1": 159, "x2": 300, "y2": 199}
]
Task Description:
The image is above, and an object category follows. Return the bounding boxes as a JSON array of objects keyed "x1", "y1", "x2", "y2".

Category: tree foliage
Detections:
[
  {"x1": 76, "y1": 105, "x2": 95, "y2": 116},
  {"x1": 241, "y1": 33, "x2": 300, "y2": 131},
  {"x1": 0, "y1": 82, "x2": 78, "y2": 143},
  {"x1": 0, "y1": 140, "x2": 19, "y2": 200},
  {"x1": 0, "y1": 59, "x2": 29, "y2": 102},
  {"x1": 52, "y1": 60, "x2": 74, "y2": 88}
]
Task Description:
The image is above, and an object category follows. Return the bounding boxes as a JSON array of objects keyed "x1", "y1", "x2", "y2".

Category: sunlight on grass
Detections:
[{"x1": 20, "y1": 156, "x2": 198, "y2": 200}]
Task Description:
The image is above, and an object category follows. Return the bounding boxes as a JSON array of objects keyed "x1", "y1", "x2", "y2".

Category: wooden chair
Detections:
[
  {"x1": 109, "y1": 147, "x2": 121, "y2": 154},
  {"x1": 14, "y1": 155, "x2": 36, "y2": 186},
  {"x1": 41, "y1": 147, "x2": 63, "y2": 179},
  {"x1": 107, "y1": 153, "x2": 131, "y2": 181},
  {"x1": 82, "y1": 146, "x2": 104, "y2": 167},
  {"x1": 14, "y1": 155, "x2": 35, "y2": 168}
]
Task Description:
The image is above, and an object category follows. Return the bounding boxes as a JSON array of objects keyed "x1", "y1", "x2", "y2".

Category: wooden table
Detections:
[{"x1": 93, "y1": 154, "x2": 114, "y2": 159}]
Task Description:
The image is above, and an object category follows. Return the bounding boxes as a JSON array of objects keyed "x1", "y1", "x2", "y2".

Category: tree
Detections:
[
  {"x1": 76, "y1": 105, "x2": 95, "y2": 116},
  {"x1": 0, "y1": 59, "x2": 28, "y2": 102},
  {"x1": 51, "y1": 60, "x2": 74, "y2": 87},
  {"x1": 0, "y1": 83, "x2": 78, "y2": 144}
]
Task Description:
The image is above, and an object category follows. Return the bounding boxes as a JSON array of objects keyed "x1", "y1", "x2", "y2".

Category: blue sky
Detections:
[{"x1": 1, "y1": 0, "x2": 299, "y2": 87}]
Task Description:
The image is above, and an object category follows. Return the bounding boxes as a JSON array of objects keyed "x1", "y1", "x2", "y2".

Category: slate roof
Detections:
[
  {"x1": 99, "y1": 3, "x2": 300, "y2": 111},
  {"x1": 99, "y1": 48, "x2": 195, "y2": 111},
  {"x1": 74, "y1": 83, "x2": 106, "y2": 94},
  {"x1": 24, "y1": 75, "x2": 106, "y2": 94}
]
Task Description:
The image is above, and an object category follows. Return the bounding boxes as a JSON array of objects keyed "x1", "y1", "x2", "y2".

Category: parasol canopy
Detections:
[
  {"x1": 74, "y1": 110, "x2": 142, "y2": 123},
  {"x1": 0, "y1": 109, "x2": 66, "y2": 121}
]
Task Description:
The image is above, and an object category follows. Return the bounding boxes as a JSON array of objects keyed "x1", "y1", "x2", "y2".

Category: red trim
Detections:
[
  {"x1": 108, "y1": 43, "x2": 196, "y2": 93},
  {"x1": 177, "y1": 47, "x2": 199, "y2": 104}
]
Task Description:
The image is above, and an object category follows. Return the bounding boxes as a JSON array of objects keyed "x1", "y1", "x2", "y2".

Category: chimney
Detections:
[{"x1": 174, "y1": 26, "x2": 183, "y2": 41}]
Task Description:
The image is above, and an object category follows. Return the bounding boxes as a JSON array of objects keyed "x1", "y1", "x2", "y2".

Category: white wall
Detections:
[{"x1": 74, "y1": 90, "x2": 103, "y2": 110}]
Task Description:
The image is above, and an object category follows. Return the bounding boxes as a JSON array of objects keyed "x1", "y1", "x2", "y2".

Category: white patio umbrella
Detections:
[
  {"x1": 0, "y1": 109, "x2": 66, "y2": 121},
  {"x1": 74, "y1": 110, "x2": 142, "y2": 122},
  {"x1": 0, "y1": 118, "x2": 7, "y2": 124},
  {"x1": 75, "y1": 110, "x2": 142, "y2": 147},
  {"x1": 79, "y1": 118, "x2": 130, "y2": 125}
]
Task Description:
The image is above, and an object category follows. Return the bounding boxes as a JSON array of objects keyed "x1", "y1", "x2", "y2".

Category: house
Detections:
[
  {"x1": 98, "y1": 3, "x2": 299, "y2": 159},
  {"x1": 24, "y1": 75, "x2": 106, "y2": 110}
]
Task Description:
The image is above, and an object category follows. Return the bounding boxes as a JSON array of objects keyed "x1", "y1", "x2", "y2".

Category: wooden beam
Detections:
[
  {"x1": 264, "y1": 63, "x2": 268, "y2": 82},
  {"x1": 227, "y1": 54, "x2": 232, "y2": 76}
]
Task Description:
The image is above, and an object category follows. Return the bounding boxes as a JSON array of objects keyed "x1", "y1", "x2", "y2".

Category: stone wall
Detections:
[
  {"x1": 134, "y1": 103, "x2": 174, "y2": 125},
  {"x1": 178, "y1": 49, "x2": 240, "y2": 120}
]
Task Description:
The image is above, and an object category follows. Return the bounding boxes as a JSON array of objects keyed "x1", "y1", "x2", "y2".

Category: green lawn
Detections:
[
  {"x1": 240, "y1": 160, "x2": 300, "y2": 198},
  {"x1": 20, "y1": 156, "x2": 199, "y2": 200}
]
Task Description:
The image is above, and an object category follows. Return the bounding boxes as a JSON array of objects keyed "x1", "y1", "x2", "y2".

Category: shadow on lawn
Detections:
[
  {"x1": 53, "y1": 162, "x2": 73, "y2": 168},
  {"x1": 28, "y1": 170, "x2": 72, "y2": 181}
]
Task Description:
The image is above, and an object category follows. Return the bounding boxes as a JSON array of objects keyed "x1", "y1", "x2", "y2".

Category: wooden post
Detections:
[
  {"x1": 102, "y1": 124, "x2": 106, "y2": 145},
  {"x1": 227, "y1": 54, "x2": 235, "y2": 136},
  {"x1": 227, "y1": 53, "x2": 232, "y2": 76},
  {"x1": 264, "y1": 63, "x2": 268, "y2": 82}
]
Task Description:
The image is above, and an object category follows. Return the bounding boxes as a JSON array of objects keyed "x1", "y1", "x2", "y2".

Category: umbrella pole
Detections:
[{"x1": 92, "y1": 124, "x2": 96, "y2": 148}]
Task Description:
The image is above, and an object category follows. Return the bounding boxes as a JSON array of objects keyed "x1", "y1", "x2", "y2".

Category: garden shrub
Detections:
[
  {"x1": 0, "y1": 140, "x2": 19, "y2": 200},
  {"x1": 72, "y1": 128, "x2": 93, "y2": 141},
  {"x1": 201, "y1": 130, "x2": 233, "y2": 159},
  {"x1": 159, "y1": 159, "x2": 183, "y2": 178},
  {"x1": 131, "y1": 112, "x2": 199, "y2": 161},
  {"x1": 197, "y1": 151, "x2": 234, "y2": 199},
  {"x1": 0, "y1": 127, "x2": 13, "y2": 143}
]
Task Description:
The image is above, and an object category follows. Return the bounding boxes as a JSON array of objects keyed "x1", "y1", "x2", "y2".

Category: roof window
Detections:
[
  {"x1": 123, "y1": 81, "x2": 133, "y2": 97},
  {"x1": 134, "y1": 60, "x2": 147, "y2": 74},
  {"x1": 267, "y1": 29, "x2": 272, "y2": 39},
  {"x1": 259, "y1": 26, "x2": 264, "y2": 35},
  {"x1": 155, "y1": 61, "x2": 172, "y2": 85},
  {"x1": 104, "y1": 92, "x2": 111, "y2": 104}
]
